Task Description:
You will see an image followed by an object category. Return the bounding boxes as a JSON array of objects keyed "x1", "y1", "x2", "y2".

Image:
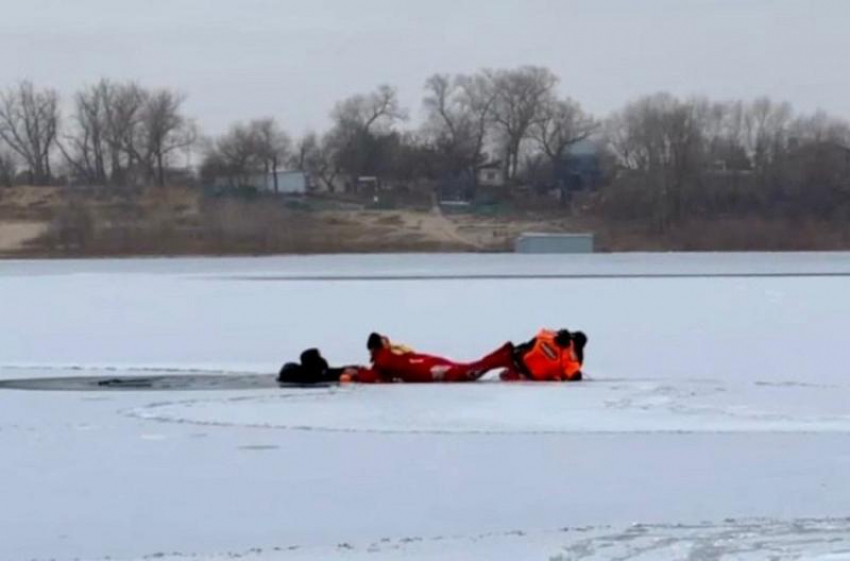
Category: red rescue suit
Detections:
[{"x1": 355, "y1": 343, "x2": 513, "y2": 383}]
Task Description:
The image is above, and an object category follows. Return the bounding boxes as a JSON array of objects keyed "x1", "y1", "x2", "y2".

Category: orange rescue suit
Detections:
[{"x1": 521, "y1": 329, "x2": 582, "y2": 381}]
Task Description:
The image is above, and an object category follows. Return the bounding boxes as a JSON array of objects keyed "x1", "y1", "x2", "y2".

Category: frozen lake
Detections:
[{"x1": 2, "y1": 253, "x2": 850, "y2": 560}]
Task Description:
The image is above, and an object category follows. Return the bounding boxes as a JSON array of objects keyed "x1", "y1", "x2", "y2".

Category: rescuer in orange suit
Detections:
[{"x1": 500, "y1": 328, "x2": 587, "y2": 382}]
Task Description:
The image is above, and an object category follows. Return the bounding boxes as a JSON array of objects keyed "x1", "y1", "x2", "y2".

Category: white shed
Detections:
[
  {"x1": 515, "y1": 233, "x2": 594, "y2": 254},
  {"x1": 212, "y1": 170, "x2": 309, "y2": 194},
  {"x1": 252, "y1": 171, "x2": 309, "y2": 194}
]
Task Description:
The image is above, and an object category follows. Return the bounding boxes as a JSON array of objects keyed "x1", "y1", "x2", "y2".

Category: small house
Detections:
[{"x1": 476, "y1": 162, "x2": 506, "y2": 188}]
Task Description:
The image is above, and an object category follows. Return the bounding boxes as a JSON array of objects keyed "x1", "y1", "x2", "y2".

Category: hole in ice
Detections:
[{"x1": 0, "y1": 374, "x2": 296, "y2": 392}]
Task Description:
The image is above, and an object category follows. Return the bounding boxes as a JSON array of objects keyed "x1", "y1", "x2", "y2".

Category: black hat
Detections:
[
  {"x1": 367, "y1": 332, "x2": 384, "y2": 351},
  {"x1": 300, "y1": 348, "x2": 329, "y2": 374}
]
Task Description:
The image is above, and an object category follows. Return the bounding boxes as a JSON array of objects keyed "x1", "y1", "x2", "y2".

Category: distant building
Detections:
[
  {"x1": 558, "y1": 139, "x2": 603, "y2": 192},
  {"x1": 438, "y1": 163, "x2": 504, "y2": 203},
  {"x1": 355, "y1": 176, "x2": 380, "y2": 194},
  {"x1": 213, "y1": 170, "x2": 310, "y2": 195},
  {"x1": 476, "y1": 161, "x2": 506, "y2": 187},
  {"x1": 515, "y1": 233, "x2": 595, "y2": 254}
]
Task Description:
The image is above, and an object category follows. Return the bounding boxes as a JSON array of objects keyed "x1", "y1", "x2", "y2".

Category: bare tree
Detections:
[
  {"x1": 0, "y1": 81, "x2": 60, "y2": 184},
  {"x1": 532, "y1": 97, "x2": 596, "y2": 170},
  {"x1": 63, "y1": 80, "x2": 182, "y2": 188},
  {"x1": 781, "y1": 110, "x2": 850, "y2": 216},
  {"x1": 202, "y1": 123, "x2": 260, "y2": 187},
  {"x1": 292, "y1": 132, "x2": 318, "y2": 171},
  {"x1": 331, "y1": 84, "x2": 407, "y2": 138},
  {"x1": 250, "y1": 118, "x2": 291, "y2": 193},
  {"x1": 60, "y1": 79, "x2": 112, "y2": 184},
  {"x1": 423, "y1": 72, "x2": 497, "y2": 183},
  {"x1": 606, "y1": 93, "x2": 705, "y2": 229},
  {"x1": 693, "y1": 99, "x2": 751, "y2": 171},
  {"x1": 135, "y1": 89, "x2": 195, "y2": 187},
  {"x1": 328, "y1": 85, "x2": 407, "y2": 181},
  {"x1": 790, "y1": 110, "x2": 850, "y2": 145},
  {"x1": 527, "y1": 97, "x2": 597, "y2": 205},
  {"x1": 743, "y1": 97, "x2": 792, "y2": 176},
  {"x1": 455, "y1": 73, "x2": 499, "y2": 161},
  {"x1": 202, "y1": 118, "x2": 293, "y2": 192},
  {"x1": 490, "y1": 66, "x2": 559, "y2": 179},
  {"x1": 292, "y1": 132, "x2": 339, "y2": 192},
  {"x1": 104, "y1": 82, "x2": 147, "y2": 186}
]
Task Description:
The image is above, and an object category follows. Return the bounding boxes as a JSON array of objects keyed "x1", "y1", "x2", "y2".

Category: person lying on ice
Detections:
[
  {"x1": 277, "y1": 348, "x2": 359, "y2": 385},
  {"x1": 500, "y1": 328, "x2": 588, "y2": 382},
  {"x1": 359, "y1": 332, "x2": 515, "y2": 383},
  {"x1": 277, "y1": 329, "x2": 586, "y2": 384},
  {"x1": 277, "y1": 334, "x2": 514, "y2": 384}
]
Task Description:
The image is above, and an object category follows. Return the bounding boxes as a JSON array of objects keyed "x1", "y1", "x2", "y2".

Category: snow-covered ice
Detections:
[
  {"x1": 128, "y1": 379, "x2": 850, "y2": 434},
  {"x1": 2, "y1": 253, "x2": 850, "y2": 560}
]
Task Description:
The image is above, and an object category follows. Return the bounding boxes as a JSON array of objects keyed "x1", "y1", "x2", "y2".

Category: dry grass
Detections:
[
  {"x1": 594, "y1": 216, "x2": 850, "y2": 252},
  {"x1": 0, "y1": 221, "x2": 49, "y2": 253},
  {"x1": 671, "y1": 217, "x2": 850, "y2": 251},
  {"x1": 26, "y1": 198, "x2": 474, "y2": 256},
  {"x1": 0, "y1": 185, "x2": 62, "y2": 220},
  {"x1": 7, "y1": 185, "x2": 850, "y2": 256}
]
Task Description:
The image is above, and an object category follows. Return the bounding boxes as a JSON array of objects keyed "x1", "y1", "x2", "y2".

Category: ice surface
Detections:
[
  {"x1": 2, "y1": 253, "x2": 850, "y2": 560},
  {"x1": 128, "y1": 380, "x2": 850, "y2": 434},
  {"x1": 108, "y1": 518, "x2": 850, "y2": 561}
]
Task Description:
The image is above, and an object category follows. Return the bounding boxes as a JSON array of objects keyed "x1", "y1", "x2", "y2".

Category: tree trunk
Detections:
[
  {"x1": 156, "y1": 152, "x2": 165, "y2": 187},
  {"x1": 33, "y1": 160, "x2": 46, "y2": 185}
]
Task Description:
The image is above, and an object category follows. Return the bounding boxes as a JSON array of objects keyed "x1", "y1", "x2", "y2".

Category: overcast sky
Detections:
[{"x1": 2, "y1": 0, "x2": 848, "y2": 136}]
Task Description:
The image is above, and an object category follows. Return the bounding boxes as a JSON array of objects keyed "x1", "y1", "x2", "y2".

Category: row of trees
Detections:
[
  {"x1": 203, "y1": 67, "x2": 849, "y2": 223},
  {"x1": 0, "y1": 79, "x2": 194, "y2": 187},
  {"x1": 201, "y1": 68, "x2": 597, "y2": 194},
  {"x1": 2, "y1": 68, "x2": 849, "y2": 229},
  {"x1": 605, "y1": 94, "x2": 850, "y2": 228}
]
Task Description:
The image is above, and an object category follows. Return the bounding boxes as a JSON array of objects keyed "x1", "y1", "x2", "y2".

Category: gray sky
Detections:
[{"x1": 2, "y1": 0, "x2": 848, "y2": 137}]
